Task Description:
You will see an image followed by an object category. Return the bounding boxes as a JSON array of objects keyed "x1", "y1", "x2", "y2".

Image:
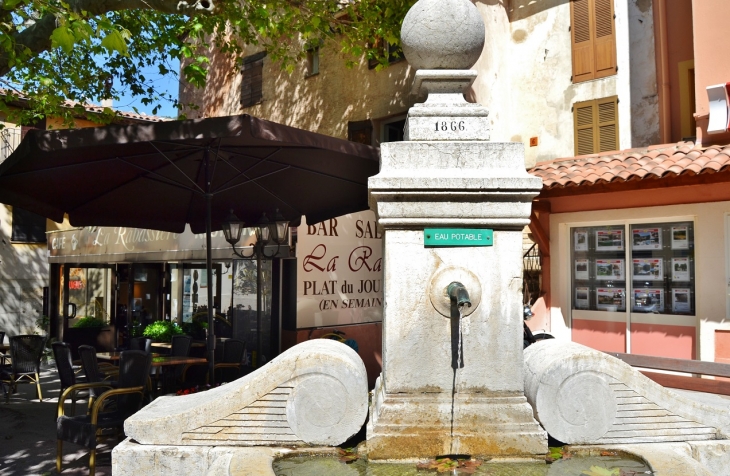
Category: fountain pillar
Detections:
[{"x1": 366, "y1": 0, "x2": 547, "y2": 460}]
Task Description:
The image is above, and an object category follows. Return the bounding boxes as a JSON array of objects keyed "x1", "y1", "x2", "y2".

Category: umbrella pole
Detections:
[
  {"x1": 205, "y1": 151, "x2": 216, "y2": 386},
  {"x1": 257, "y1": 256, "x2": 262, "y2": 367}
]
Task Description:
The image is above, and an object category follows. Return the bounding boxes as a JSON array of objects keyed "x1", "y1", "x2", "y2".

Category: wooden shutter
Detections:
[
  {"x1": 593, "y1": 0, "x2": 616, "y2": 79},
  {"x1": 571, "y1": 0, "x2": 616, "y2": 83},
  {"x1": 596, "y1": 96, "x2": 618, "y2": 152},
  {"x1": 571, "y1": 0, "x2": 594, "y2": 82},
  {"x1": 574, "y1": 101, "x2": 596, "y2": 156},
  {"x1": 573, "y1": 96, "x2": 619, "y2": 155},
  {"x1": 241, "y1": 52, "x2": 266, "y2": 107}
]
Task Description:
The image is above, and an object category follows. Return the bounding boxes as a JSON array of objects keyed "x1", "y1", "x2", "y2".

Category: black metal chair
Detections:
[
  {"x1": 129, "y1": 337, "x2": 152, "y2": 354},
  {"x1": 0, "y1": 331, "x2": 6, "y2": 365},
  {"x1": 212, "y1": 339, "x2": 246, "y2": 383},
  {"x1": 57, "y1": 350, "x2": 151, "y2": 476},
  {"x1": 77, "y1": 345, "x2": 116, "y2": 409},
  {"x1": 154, "y1": 335, "x2": 192, "y2": 393},
  {"x1": 1, "y1": 335, "x2": 45, "y2": 403},
  {"x1": 52, "y1": 342, "x2": 87, "y2": 415}
]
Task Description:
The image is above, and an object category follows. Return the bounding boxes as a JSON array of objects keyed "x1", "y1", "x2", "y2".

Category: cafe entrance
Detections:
[{"x1": 48, "y1": 226, "x2": 288, "y2": 367}]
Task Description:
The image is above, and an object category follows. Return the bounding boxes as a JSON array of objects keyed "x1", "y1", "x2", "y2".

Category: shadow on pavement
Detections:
[{"x1": 0, "y1": 364, "x2": 116, "y2": 476}]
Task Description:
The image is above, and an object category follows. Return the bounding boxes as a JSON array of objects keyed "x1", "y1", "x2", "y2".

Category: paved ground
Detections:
[{"x1": 0, "y1": 364, "x2": 115, "y2": 476}]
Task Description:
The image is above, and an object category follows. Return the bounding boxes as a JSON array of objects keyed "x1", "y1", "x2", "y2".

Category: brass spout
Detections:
[{"x1": 447, "y1": 281, "x2": 472, "y2": 310}]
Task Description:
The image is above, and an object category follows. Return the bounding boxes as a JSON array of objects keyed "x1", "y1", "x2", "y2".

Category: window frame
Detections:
[{"x1": 11, "y1": 206, "x2": 47, "y2": 243}]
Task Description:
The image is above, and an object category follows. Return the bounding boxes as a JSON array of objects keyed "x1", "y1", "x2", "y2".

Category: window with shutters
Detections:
[
  {"x1": 571, "y1": 0, "x2": 617, "y2": 83},
  {"x1": 11, "y1": 207, "x2": 46, "y2": 243},
  {"x1": 241, "y1": 52, "x2": 266, "y2": 107},
  {"x1": 573, "y1": 96, "x2": 619, "y2": 156}
]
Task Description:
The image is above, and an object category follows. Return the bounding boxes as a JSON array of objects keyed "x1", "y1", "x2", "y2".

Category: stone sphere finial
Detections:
[{"x1": 401, "y1": 0, "x2": 485, "y2": 70}]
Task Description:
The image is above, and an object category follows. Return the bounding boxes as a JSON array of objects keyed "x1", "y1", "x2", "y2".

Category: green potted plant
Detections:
[{"x1": 142, "y1": 320, "x2": 185, "y2": 343}]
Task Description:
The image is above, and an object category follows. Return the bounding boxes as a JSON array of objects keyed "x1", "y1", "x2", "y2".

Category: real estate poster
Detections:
[
  {"x1": 671, "y1": 226, "x2": 689, "y2": 250},
  {"x1": 595, "y1": 229, "x2": 624, "y2": 252},
  {"x1": 672, "y1": 288, "x2": 691, "y2": 313},
  {"x1": 632, "y1": 227, "x2": 662, "y2": 250},
  {"x1": 574, "y1": 259, "x2": 590, "y2": 280},
  {"x1": 632, "y1": 258, "x2": 663, "y2": 281},
  {"x1": 575, "y1": 286, "x2": 590, "y2": 309},
  {"x1": 574, "y1": 231, "x2": 589, "y2": 251},
  {"x1": 672, "y1": 257, "x2": 691, "y2": 282},
  {"x1": 595, "y1": 259, "x2": 625, "y2": 281},
  {"x1": 597, "y1": 287, "x2": 625, "y2": 311},
  {"x1": 633, "y1": 288, "x2": 664, "y2": 313}
]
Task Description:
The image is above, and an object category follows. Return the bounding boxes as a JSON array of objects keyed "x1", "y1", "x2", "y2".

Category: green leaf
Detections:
[
  {"x1": 3, "y1": 0, "x2": 23, "y2": 10},
  {"x1": 51, "y1": 27, "x2": 76, "y2": 54},
  {"x1": 581, "y1": 466, "x2": 620, "y2": 476},
  {"x1": 101, "y1": 30, "x2": 129, "y2": 56}
]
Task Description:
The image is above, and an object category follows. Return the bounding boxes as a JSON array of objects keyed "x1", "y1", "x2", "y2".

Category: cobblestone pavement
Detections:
[{"x1": 0, "y1": 364, "x2": 115, "y2": 476}]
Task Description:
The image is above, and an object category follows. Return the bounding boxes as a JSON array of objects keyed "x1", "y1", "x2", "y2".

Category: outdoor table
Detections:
[
  {"x1": 96, "y1": 351, "x2": 161, "y2": 362},
  {"x1": 97, "y1": 352, "x2": 207, "y2": 396},
  {"x1": 150, "y1": 342, "x2": 205, "y2": 350}
]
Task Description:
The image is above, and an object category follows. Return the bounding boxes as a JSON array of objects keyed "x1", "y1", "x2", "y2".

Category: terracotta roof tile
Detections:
[{"x1": 530, "y1": 141, "x2": 730, "y2": 189}]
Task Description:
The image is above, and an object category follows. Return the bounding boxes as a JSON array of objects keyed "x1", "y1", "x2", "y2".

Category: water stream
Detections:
[{"x1": 449, "y1": 307, "x2": 465, "y2": 454}]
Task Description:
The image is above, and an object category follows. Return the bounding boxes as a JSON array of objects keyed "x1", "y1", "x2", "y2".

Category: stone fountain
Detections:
[
  {"x1": 112, "y1": 0, "x2": 730, "y2": 474},
  {"x1": 365, "y1": 0, "x2": 546, "y2": 460}
]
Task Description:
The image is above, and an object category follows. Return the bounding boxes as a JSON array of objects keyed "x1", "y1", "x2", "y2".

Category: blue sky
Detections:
[{"x1": 113, "y1": 58, "x2": 181, "y2": 118}]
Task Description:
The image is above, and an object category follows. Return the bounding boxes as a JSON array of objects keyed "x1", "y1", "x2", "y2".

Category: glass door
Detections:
[{"x1": 59, "y1": 264, "x2": 114, "y2": 353}]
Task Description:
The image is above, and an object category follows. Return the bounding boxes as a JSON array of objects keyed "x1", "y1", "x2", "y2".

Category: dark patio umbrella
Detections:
[{"x1": 0, "y1": 114, "x2": 380, "y2": 380}]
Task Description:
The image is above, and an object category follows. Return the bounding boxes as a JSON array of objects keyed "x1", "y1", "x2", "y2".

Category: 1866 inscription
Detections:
[{"x1": 435, "y1": 120, "x2": 466, "y2": 132}]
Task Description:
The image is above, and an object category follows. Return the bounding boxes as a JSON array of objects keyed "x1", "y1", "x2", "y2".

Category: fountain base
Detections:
[{"x1": 367, "y1": 376, "x2": 547, "y2": 461}]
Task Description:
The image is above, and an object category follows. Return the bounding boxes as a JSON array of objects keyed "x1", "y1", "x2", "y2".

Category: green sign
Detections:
[{"x1": 424, "y1": 228, "x2": 493, "y2": 247}]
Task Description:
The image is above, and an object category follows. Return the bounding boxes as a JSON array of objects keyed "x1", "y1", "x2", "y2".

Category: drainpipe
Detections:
[{"x1": 653, "y1": 0, "x2": 671, "y2": 143}]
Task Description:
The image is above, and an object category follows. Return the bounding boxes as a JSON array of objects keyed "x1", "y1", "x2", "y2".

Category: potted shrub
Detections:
[{"x1": 142, "y1": 320, "x2": 185, "y2": 343}]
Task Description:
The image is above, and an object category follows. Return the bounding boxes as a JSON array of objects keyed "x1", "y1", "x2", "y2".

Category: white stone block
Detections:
[
  {"x1": 124, "y1": 339, "x2": 368, "y2": 447},
  {"x1": 406, "y1": 115, "x2": 491, "y2": 141},
  {"x1": 524, "y1": 340, "x2": 730, "y2": 445}
]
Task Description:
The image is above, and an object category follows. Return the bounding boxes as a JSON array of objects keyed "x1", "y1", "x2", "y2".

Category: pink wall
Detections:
[
  {"x1": 664, "y1": 0, "x2": 694, "y2": 142},
  {"x1": 572, "y1": 319, "x2": 626, "y2": 353},
  {"x1": 630, "y1": 323, "x2": 696, "y2": 359},
  {"x1": 715, "y1": 330, "x2": 730, "y2": 364},
  {"x1": 692, "y1": 0, "x2": 730, "y2": 144}
]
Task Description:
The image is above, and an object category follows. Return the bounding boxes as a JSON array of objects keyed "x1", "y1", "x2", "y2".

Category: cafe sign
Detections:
[{"x1": 296, "y1": 210, "x2": 383, "y2": 328}]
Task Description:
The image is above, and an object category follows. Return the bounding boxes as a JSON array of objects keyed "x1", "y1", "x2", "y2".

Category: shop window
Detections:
[
  {"x1": 11, "y1": 206, "x2": 46, "y2": 243},
  {"x1": 571, "y1": 221, "x2": 695, "y2": 316},
  {"x1": 241, "y1": 51, "x2": 266, "y2": 107},
  {"x1": 573, "y1": 96, "x2": 619, "y2": 156},
  {"x1": 571, "y1": 0, "x2": 617, "y2": 83},
  {"x1": 348, "y1": 120, "x2": 373, "y2": 145}
]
